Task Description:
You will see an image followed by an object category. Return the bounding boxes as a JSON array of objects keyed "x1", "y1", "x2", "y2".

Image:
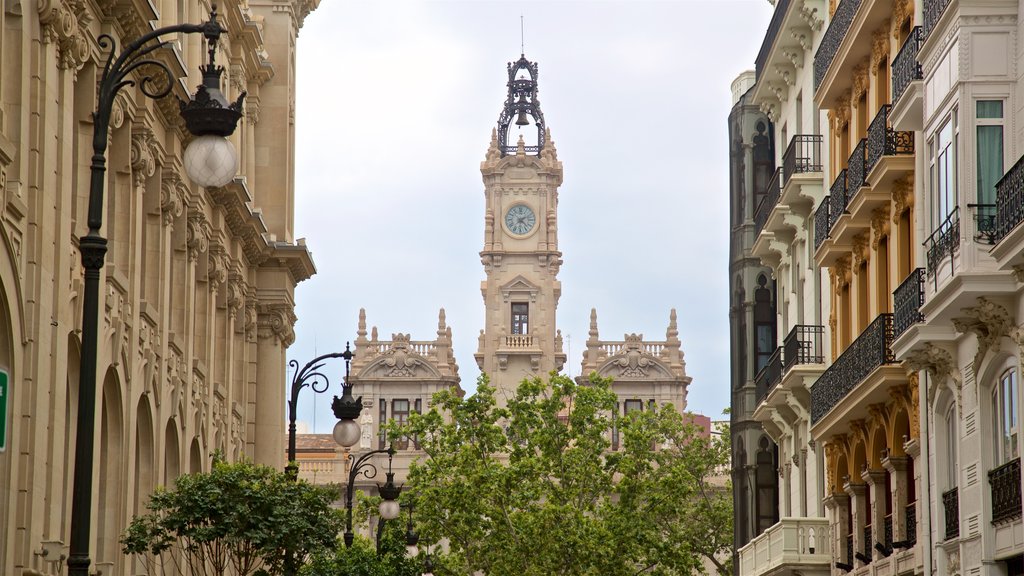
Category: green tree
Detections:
[
  {"x1": 122, "y1": 456, "x2": 344, "y2": 576},
  {"x1": 300, "y1": 522, "x2": 424, "y2": 576},
  {"x1": 395, "y1": 373, "x2": 732, "y2": 576}
]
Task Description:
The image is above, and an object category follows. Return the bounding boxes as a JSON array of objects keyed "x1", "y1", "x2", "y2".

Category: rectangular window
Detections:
[
  {"x1": 756, "y1": 325, "x2": 773, "y2": 372},
  {"x1": 511, "y1": 302, "x2": 529, "y2": 335},
  {"x1": 413, "y1": 398, "x2": 422, "y2": 449},
  {"x1": 977, "y1": 100, "x2": 1004, "y2": 206},
  {"x1": 624, "y1": 399, "x2": 643, "y2": 414},
  {"x1": 994, "y1": 369, "x2": 1020, "y2": 464},
  {"x1": 946, "y1": 406, "x2": 958, "y2": 489},
  {"x1": 378, "y1": 399, "x2": 387, "y2": 449},
  {"x1": 934, "y1": 117, "x2": 956, "y2": 225},
  {"x1": 392, "y1": 399, "x2": 410, "y2": 450},
  {"x1": 612, "y1": 401, "x2": 620, "y2": 450}
]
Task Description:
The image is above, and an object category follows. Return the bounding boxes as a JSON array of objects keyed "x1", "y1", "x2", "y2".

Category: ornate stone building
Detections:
[{"x1": 0, "y1": 0, "x2": 318, "y2": 574}]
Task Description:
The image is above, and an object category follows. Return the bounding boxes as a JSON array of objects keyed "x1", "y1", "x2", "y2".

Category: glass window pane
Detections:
[
  {"x1": 977, "y1": 125, "x2": 1004, "y2": 205},
  {"x1": 977, "y1": 100, "x2": 1004, "y2": 119}
]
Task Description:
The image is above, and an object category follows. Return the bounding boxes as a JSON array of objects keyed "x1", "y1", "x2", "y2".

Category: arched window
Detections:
[
  {"x1": 992, "y1": 368, "x2": 1019, "y2": 465},
  {"x1": 945, "y1": 404, "x2": 958, "y2": 489},
  {"x1": 755, "y1": 436, "x2": 779, "y2": 533}
]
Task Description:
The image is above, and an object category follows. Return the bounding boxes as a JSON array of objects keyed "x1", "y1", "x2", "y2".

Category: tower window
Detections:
[
  {"x1": 512, "y1": 302, "x2": 529, "y2": 335},
  {"x1": 392, "y1": 399, "x2": 410, "y2": 450},
  {"x1": 624, "y1": 399, "x2": 643, "y2": 414}
]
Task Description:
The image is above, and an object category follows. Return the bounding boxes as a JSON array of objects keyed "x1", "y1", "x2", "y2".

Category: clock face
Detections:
[{"x1": 505, "y1": 205, "x2": 536, "y2": 235}]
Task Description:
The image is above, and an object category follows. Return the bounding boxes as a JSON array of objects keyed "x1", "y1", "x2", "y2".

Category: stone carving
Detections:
[
  {"x1": 38, "y1": 0, "x2": 90, "y2": 72},
  {"x1": 904, "y1": 343, "x2": 961, "y2": 409},
  {"x1": 160, "y1": 175, "x2": 186, "y2": 226},
  {"x1": 870, "y1": 24, "x2": 891, "y2": 69},
  {"x1": 257, "y1": 303, "x2": 296, "y2": 347},
  {"x1": 892, "y1": 175, "x2": 914, "y2": 223},
  {"x1": 130, "y1": 129, "x2": 159, "y2": 189},
  {"x1": 870, "y1": 205, "x2": 890, "y2": 250},
  {"x1": 952, "y1": 297, "x2": 1014, "y2": 374},
  {"x1": 379, "y1": 334, "x2": 423, "y2": 377},
  {"x1": 186, "y1": 210, "x2": 210, "y2": 261}
]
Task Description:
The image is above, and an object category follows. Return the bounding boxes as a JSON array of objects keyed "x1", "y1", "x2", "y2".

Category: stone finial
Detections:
[
  {"x1": 371, "y1": 326, "x2": 378, "y2": 341},
  {"x1": 666, "y1": 308, "x2": 678, "y2": 340},
  {"x1": 357, "y1": 308, "x2": 367, "y2": 340},
  {"x1": 486, "y1": 128, "x2": 501, "y2": 162},
  {"x1": 589, "y1": 308, "x2": 599, "y2": 340},
  {"x1": 438, "y1": 308, "x2": 447, "y2": 336},
  {"x1": 516, "y1": 134, "x2": 526, "y2": 155}
]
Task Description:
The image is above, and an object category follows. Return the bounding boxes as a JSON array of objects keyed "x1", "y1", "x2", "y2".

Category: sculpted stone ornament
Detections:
[
  {"x1": 380, "y1": 333, "x2": 423, "y2": 377},
  {"x1": 952, "y1": 297, "x2": 1014, "y2": 373},
  {"x1": 904, "y1": 343, "x2": 960, "y2": 407},
  {"x1": 612, "y1": 334, "x2": 652, "y2": 378}
]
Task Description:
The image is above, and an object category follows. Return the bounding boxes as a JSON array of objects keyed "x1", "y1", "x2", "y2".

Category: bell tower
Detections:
[{"x1": 474, "y1": 55, "x2": 566, "y2": 403}]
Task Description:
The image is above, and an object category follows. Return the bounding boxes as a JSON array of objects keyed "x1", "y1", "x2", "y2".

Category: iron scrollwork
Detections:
[{"x1": 496, "y1": 55, "x2": 547, "y2": 156}]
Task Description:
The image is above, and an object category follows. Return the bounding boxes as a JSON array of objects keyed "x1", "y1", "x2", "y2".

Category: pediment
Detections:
[
  {"x1": 596, "y1": 351, "x2": 674, "y2": 380},
  {"x1": 357, "y1": 350, "x2": 442, "y2": 380},
  {"x1": 500, "y1": 275, "x2": 539, "y2": 300}
]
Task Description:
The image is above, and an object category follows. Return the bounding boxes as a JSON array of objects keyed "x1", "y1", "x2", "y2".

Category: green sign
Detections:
[{"x1": 0, "y1": 370, "x2": 7, "y2": 452}]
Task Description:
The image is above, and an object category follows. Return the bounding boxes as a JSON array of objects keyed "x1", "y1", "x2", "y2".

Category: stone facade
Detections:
[{"x1": 0, "y1": 0, "x2": 317, "y2": 574}]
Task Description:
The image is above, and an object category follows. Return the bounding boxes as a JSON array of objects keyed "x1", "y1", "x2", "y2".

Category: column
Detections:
[
  {"x1": 825, "y1": 493, "x2": 851, "y2": 571},
  {"x1": 253, "y1": 303, "x2": 294, "y2": 469},
  {"x1": 845, "y1": 480, "x2": 869, "y2": 567},
  {"x1": 883, "y1": 455, "x2": 910, "y2": 542},
  {"x1": 861, "y1": 468, "x2": 887, "y2": 560}
]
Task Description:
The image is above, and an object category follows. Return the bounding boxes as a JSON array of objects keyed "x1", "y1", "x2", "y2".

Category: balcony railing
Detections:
[
  {"x1": 811, "y1": 314, "x2": 895, "y2": 423},
  {"x1": 815, "y1": 197, "x2": 830, "y2": 251},
  {"x1": 784, "y1": 325, "x2": 824, "y2": 370},
  {"x1": 892, "y1": 27, "x2": 923, "y2": 105},
  {"x1": 756, "y1": 347, "x2": 784, "y2": 403},
  {"x1": 847, "y1": 139, "x2": 867, "y2": 197},
  {"x1": 863, "y1": 525, "x2": 872, "y2": 560},
  {"x1": 883, "y1": 514, "x2": 894, "y2": 550},
  {"x1": 893, "y1": 268, "x2": 925, "y2": 339},
  {"x1": 829, "y1": 171, "x2": 847, "y2": 232},
  {"x1": 990, "y1": 458, "x2": 1022, "y2": 524},
  {"x1": 942, "y1": 488, "x2": 959, "y2": 540},
  {"x1": 866, "y1": 105, "x2": 914, "y2": 174},
  {"x1": 925, "y1": 207, "x2": 960, "y2": 277},
  {"x1": 846, "y1": 533, "x2": 854, "y2": 567},
  {"x1": 814, "y1": 0, "x2": 863, "y2": 89},
  {"x1": 994, "y1": 155, "x2": 1024, "y2": 242},
  {"x1": 755, "y1": 0, "x2": 791, "y2": 80},
  {"x1": 783, "y1": 135, "x2": 824, "y2": 185},
  {"x1": 737, "y1": 517, "x2": 831, "y2": 576},
  {"x1": 924, "y1": 0, "x2": 953, "y2": 38},
  {"x1": 969, "y1": 203, "x2": 998, "y2": 244},
  {"x1": 906, "y1": 502, "x2": 917, "y2": 546},
  {"x1": 755, "y1": 169, "x2": 782, "y2": 237}
]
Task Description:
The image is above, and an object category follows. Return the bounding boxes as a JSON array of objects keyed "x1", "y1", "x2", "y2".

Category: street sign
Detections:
[{"x1": 0, "y1": 370, "x2": 7, "y2": 452}]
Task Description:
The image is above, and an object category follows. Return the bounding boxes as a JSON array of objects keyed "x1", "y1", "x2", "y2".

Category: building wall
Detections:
[{"x1": 0, "y1": 1, "x2": 317, "y2": 574}]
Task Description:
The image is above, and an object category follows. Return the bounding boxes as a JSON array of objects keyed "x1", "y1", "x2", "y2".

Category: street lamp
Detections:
[
  {"x1": 69, "y1": 8, "x2": 242, "y2": 576},
  {"x1": 375, "y1": 500, "x2": 419, "y2": 557},
  {"x1": 285, "y1": 343, "x2": 355, "y2": 478},
  {"x1": 343, "y1": 445, "x2": 401, "y2": 547}
]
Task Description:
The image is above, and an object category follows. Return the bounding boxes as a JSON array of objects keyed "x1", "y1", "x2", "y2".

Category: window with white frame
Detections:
[
  {"x1": 945, "y1": 404, "x2": 958, "y2": 489},
  {"x1": 931, "y1": 114, "x2": 957, "y2": 228},
  {"x1": 976, "y1": 100, "x2": 1004, "y2": 206},
  {"x1": 992, "y1": 368, "x2": 1019, "y2": 465}
]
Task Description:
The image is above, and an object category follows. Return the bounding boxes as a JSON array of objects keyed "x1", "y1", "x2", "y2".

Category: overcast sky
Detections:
[{"x1": 290, "y1": 0, "x2": 773, "y2": 433}]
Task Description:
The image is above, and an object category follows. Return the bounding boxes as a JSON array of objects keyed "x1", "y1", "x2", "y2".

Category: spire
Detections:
[
  {"x1": 496, "y1": 54, "x2": 547, "y2": 157},
  {"x1": 438, "y1": 308, "x2": 447, "y2": 336},
  {"x1": 357, "y1": 308, "x2": 367, "y2": 340},
  {"x1": 588, "y1": 308, "x2": 599, "y2": 341},
  {"x1": 666, "y1": 308, "x2": 679, "y2": 341}
]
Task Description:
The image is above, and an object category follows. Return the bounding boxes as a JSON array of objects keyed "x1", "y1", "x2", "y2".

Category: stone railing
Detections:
[
  {"x1": 600, "y1": 342, "x2": 666, "y2": 357},
  {"x1": 504, "y1": 335, "x2": 535, "y2": 348},
  {"x1": 738, "y1": 517, "x2": 831, "y2": 576},
  {"x1": 368, "y1": 340, "x2": 436, "y2": 357}
]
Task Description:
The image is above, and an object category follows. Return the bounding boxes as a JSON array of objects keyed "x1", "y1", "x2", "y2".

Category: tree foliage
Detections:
[
  {"x1": 122, "y1": 456, "x2": 344, "y2": 576},
  {"x1": 301, "y1": 522, "x2": 424, "y2": 576},
  {"x1": 395, "y1": 373, "x2": 732, "y2": 576}
]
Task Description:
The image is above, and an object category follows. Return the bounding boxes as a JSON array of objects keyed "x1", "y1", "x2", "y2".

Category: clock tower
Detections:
[{"x1": 474, "y1": 55, "x2": 566, "y2": 402}]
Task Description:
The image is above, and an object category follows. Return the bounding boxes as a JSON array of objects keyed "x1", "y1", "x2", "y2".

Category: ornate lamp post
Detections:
[
  {"x1": 343, "y1": 445, "x2": 401, "y2": 547},
  {"x1": 69, "y1": 8, "x2": 243, "y2": 576},
  {"x1": 285, "y1": 343, "x2": 356, "y2": 477}
]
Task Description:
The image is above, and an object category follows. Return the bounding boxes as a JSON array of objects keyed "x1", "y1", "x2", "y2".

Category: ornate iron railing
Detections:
[
  {"x1": 924, "y1": 0, "x2": 953, "y2": 38},
  {"x1": 893, "y1": 268, "x2": 925, "y2": 339},
  {"x1": 846, "y1": 533, "x2": 854, "y2": 567},
  {"x1": 756, "y1": 0, "x2": 791, "y2": 79},
  {"x1": 925, "y1": 208, "x2": 960, "y2": 277},
  {"x1": 811, "y1": 314, "x2": 895, "y2": 423},
  {"x1": 784, "y1": 325, "x2": 824, "y2": 370},
  {"x1": 863, "y1": 525, "x2": 872, "y2": 560},
  {"x1": 847, "y1": 139, "x2": 867, "y2": 197},
  {"x1": 892, "y1": 27, "x2": 923, "y2": 104},
  {"x1": 756, "y1": 347, "x2": 784, "y2": 403},
  {"x1": 969, "y1": 203, "x2": 998, "y2": 244},
  {"x1": 866, "y1": 105, "x2": 914, "y2": 174},
  {"x1": 755, "y1": 169, "x2": 782, "y2": 237},
  {"x1": 814, "y1": 0, "x2": 863, "y2": 89},
  {"x1": 906, "y1": 502, "x2": 917, "y2": 546},
  {"x1": 994, "y1": 155, "x2": 1024, "y2": 242},
  {"x1": 990, "y1": 458, "x2": 1022, "y2": 524},
  {"x1": 829, "y1": 170, "x2": 847, "y2": 232},
  {"x1": 883, "y1": 514, "x2": 894, "y2": 550},
  {"x1": 815, "y1": 197, "x2": 830, "y2": 251},
  {"x1": 783, "y1": 135, "x2": 824, "y2": 185},
  {"x1": 942, "y1": 488, "x2": 959, "y2": 540}
]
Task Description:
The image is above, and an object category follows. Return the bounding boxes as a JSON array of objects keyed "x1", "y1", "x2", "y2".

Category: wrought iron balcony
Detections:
[
  {"x1": 815, "y1": 197, "x2": 830, "y2": 251},
  {"x1": 906, "y1": 501, "x2": 917, "y2": 546},
  {"x1": 892, "y1": 27, "x2": 923, "y2": 105},
  {"x1": 990, "y1": 458, "x2": 1022, "y2": 524},
  {"x1": 811, "y1": 314, "x2": 895, "y2": 423},
  {"x1": 846, "y1": 533, "x2": 854, "y2": 567},
  {"x1": 783, "y1": 135, "x2": 824, "y2": 185},
  {"x1": 814, "y1": 0, "x2": 863, "y2": 89},
  {"x1": 829, "y1": 170, "x2": 847, "y2": 233},
  {"x1": 847, "y1": 139, "x2": 867, "y2": 197},
  {"x1": 755, "y1": 0, "x2": 791, "y2": 80},
  {"x1": 756, "y1": 347, "x2": 783, "y2": 403},
  {"x1": 994, "y1": 155, "x2": 1024, "y2": 242},
  {"x1": 863, "y1": 525, "x2": 872, "y2": 560},
  {"x1": 784, "y1": 325, "x2": 824, "y2": 370},
  {"x1": 866, "y1": 105, "x2": 914, "y2": 174},
  {"x1": 969, "y1": 203, "x2": 998, "y2": 244},
  {"x1": 893, "y1": 268, "x2": 925, "y2": 339},
  {"x1": 942, "y1": 488, "x2": 959, "y2": 540},
  {"x1": 925, "y1": 208, "x2": 960, "y2": 277},
  {"x1": 924, "y1": 0, "x2": 953, "y2": 38},
  {"x1": 883, "y1": 514, "x2": 894, "y2": 551},
  {"x1": 754, "y1": 169, "x2": 782, "y2": 237}
]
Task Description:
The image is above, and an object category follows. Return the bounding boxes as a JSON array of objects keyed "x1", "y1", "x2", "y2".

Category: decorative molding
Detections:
[
  {"x1": 870, "y1": 23, "x2": 891, "y2": 69},
  {"x1": 798, "y1": 0, "x2": 822, "y2": 31},
  {"x1": 256, "y1": 302, "x2": 296, "y2": 347},
  {"x1": 870, "y1": 205, "x2": 891, "y2": 250},
  {"x1": 892, "y1": 175, "x2": 914, "y2": 223},
  {"x1": 160, "y1": 174, "x2": 186, "y2": 226},
  {"x1": 905, "y1": 343, "x2": 961, "y2": 411},
  {"x1": 38, "y1": 0, "x2": 90, "y2": 72},
  {"x1": 952, "y1": 297, "x2": 1014, "y2": 375},
  {"x1": 186, "y1": 210, "x2": 210, "y2": 262},
  {"x1": 130, "y1": 129, "x2": 158, "y2": 189}
]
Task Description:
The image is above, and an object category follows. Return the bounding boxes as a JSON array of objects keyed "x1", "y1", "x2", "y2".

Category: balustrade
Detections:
[
  {"x1": 846, "y1": 533, "x2": 854, "y2": 567},
  {"x1": 783, "y1": 135, "x2": 823, "y2": 185},
  {"x1": 892, "y1": 268, "x2": 924, "y2": 339},
  {"x1": 504, "y1": 335, "x2": 534, "y2": 348},
  {"x1": 814, "y1": 0, "x2": 863, "y2": 89},
  {"x1": 866, "y1": 105, "x2": 913, "y2": 174},
  {"x1": 815, "y1": 197, "x2": 830, "y2": 251},
  {"x1": 989, "y1": 458, "x2": 1022, "y2": 524},
  {"x1": 892, "y1": 27, "x2": 923, "y2": 104},
  {"x1": 995, "y1": 155, "x2": 1024, "y2": 242},
  {"x1": 810, "y1": 314, "x2": 895, "y2": 423},
  {"x1": 942, "y1": 488, "x2": 959, "y2": 540}
]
